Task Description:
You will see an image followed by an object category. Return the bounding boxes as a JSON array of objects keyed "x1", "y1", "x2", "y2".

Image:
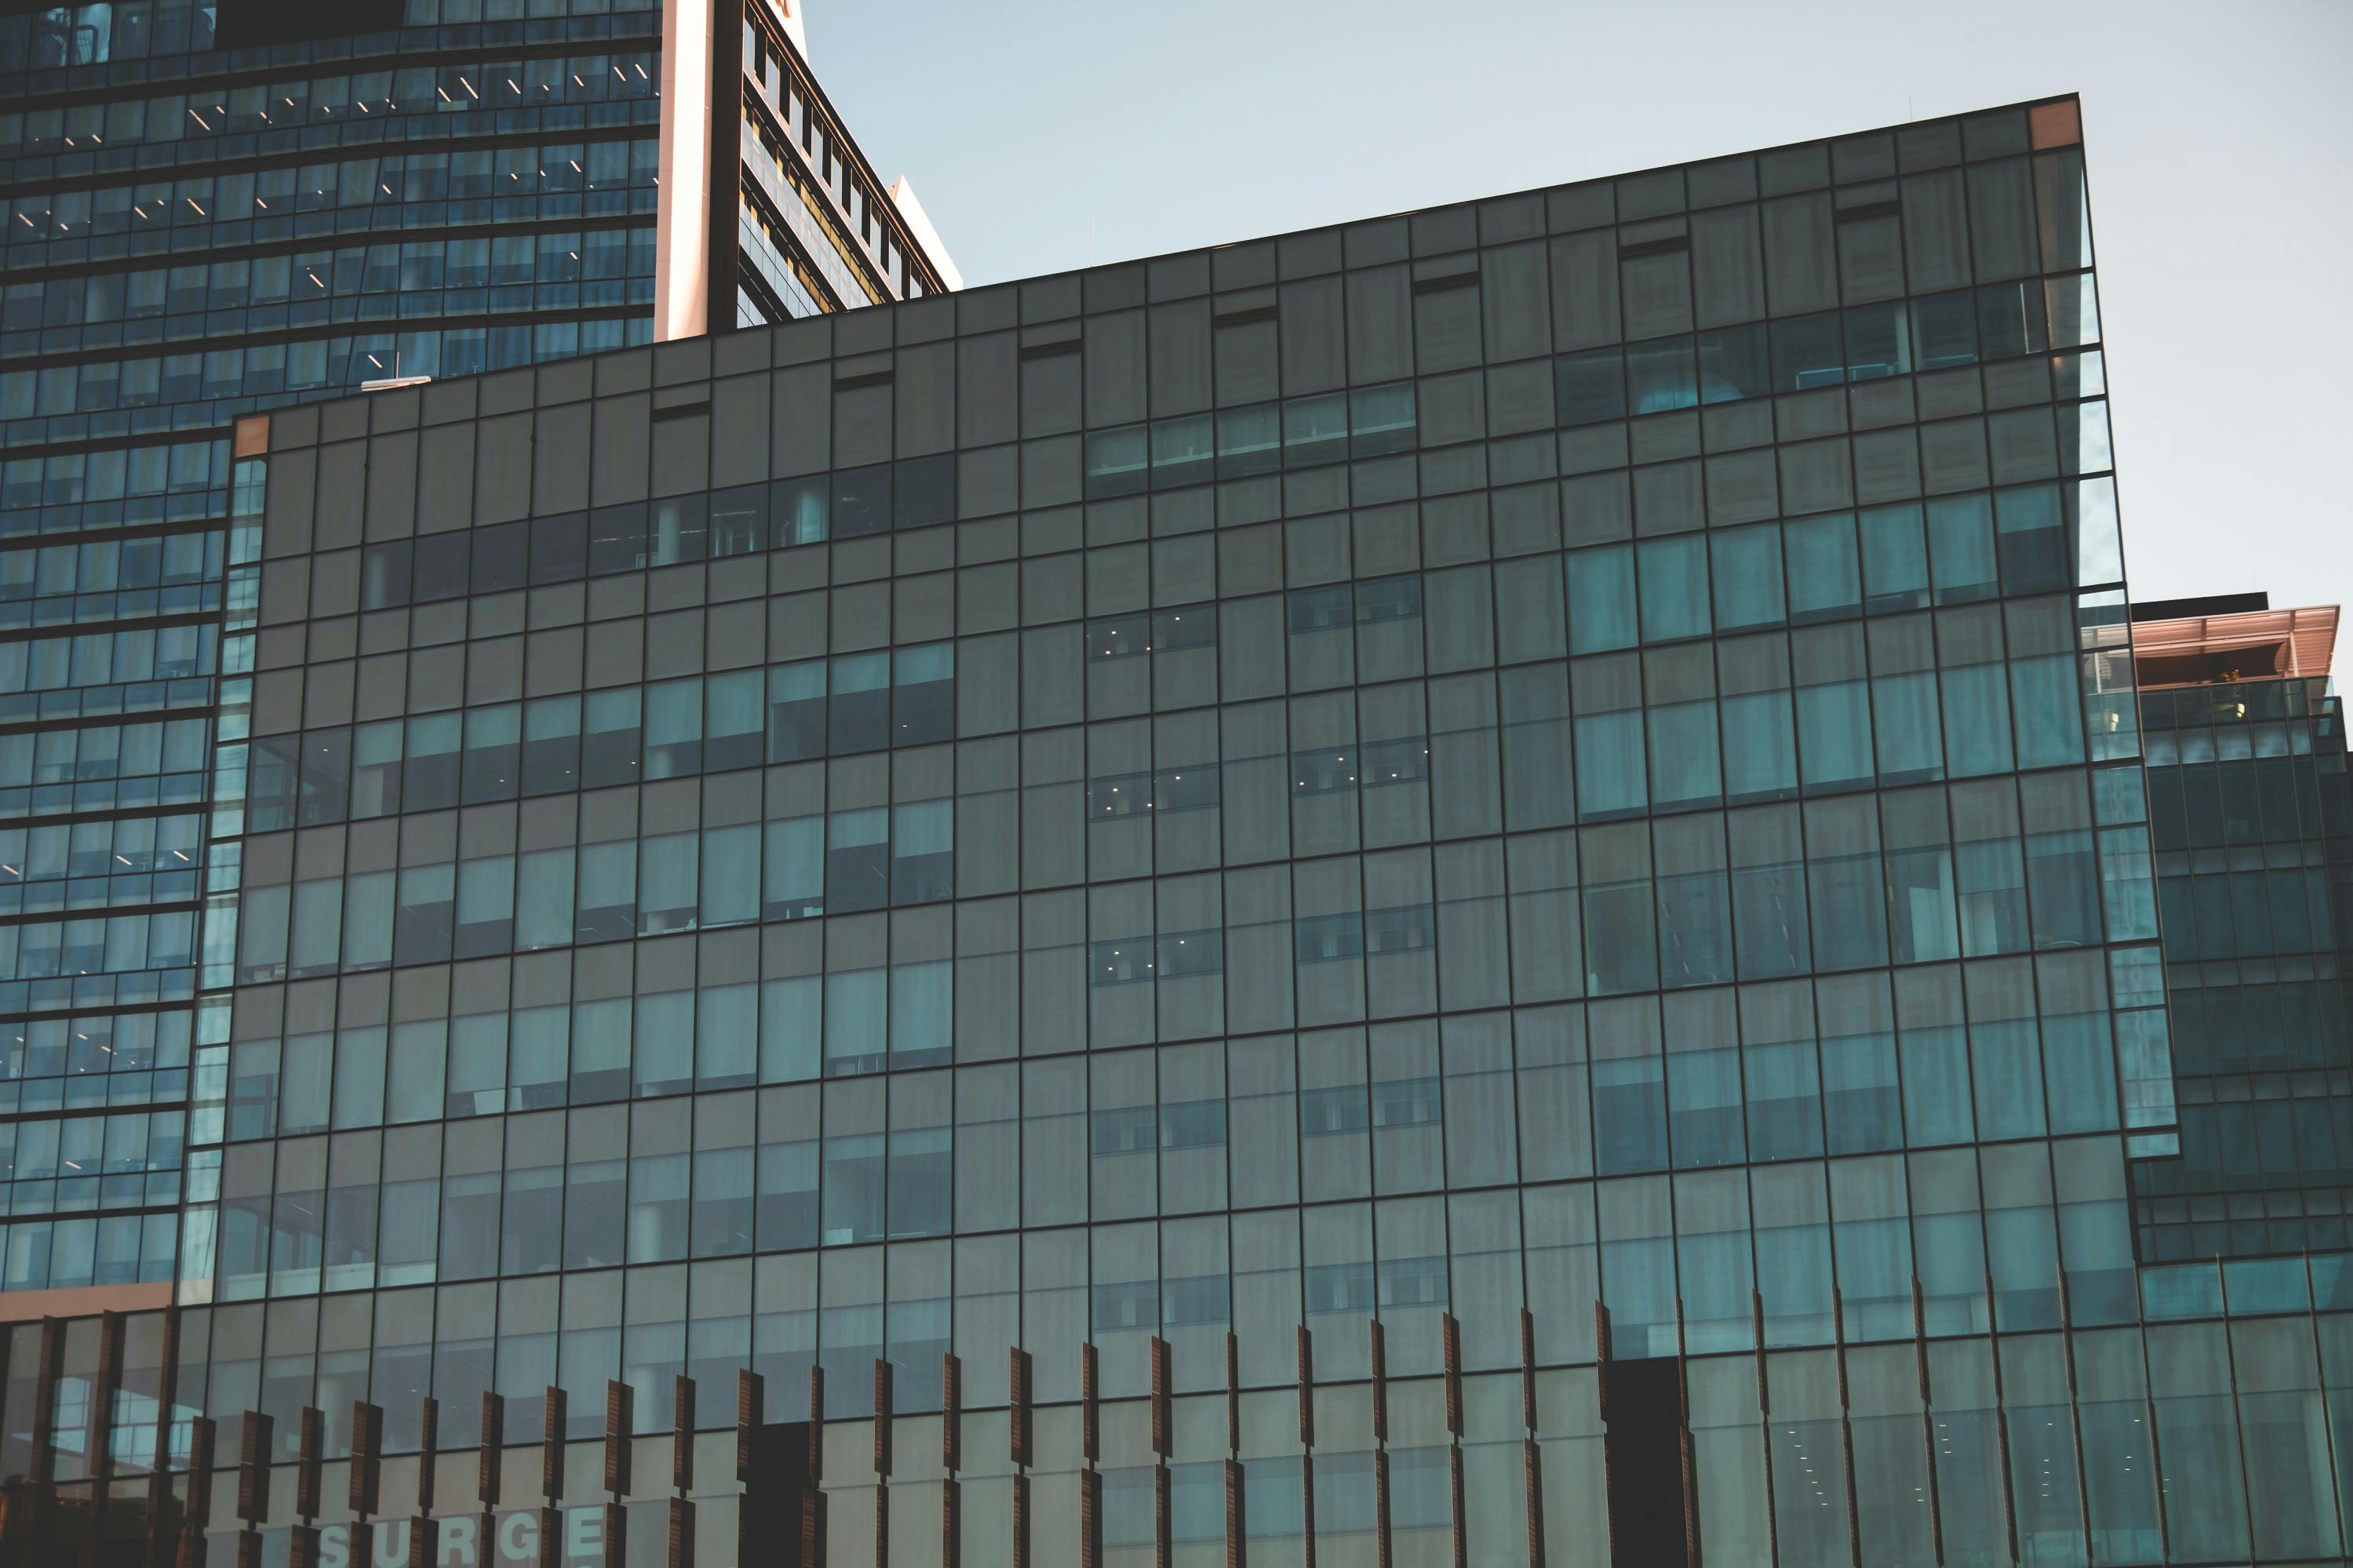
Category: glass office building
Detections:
[
  {"x1": 0, "y1": 0, "x2": 949, "y2": 1365},
  {"x1": 2130, "y1": 597, "x2": 2353, "y2": 1263},
  {"x1": 13, "y1": 93, "x2": 2353, "y2": 1567}
]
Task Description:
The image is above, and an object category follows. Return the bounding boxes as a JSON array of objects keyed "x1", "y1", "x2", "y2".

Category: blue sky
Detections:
[{"x1": 807, "y1": 0, "x2": 2353, "y2": 609}]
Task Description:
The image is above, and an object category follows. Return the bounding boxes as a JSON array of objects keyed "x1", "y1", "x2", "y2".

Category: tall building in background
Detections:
[
  {"x1": 2129, "y1": 595, "x2": 2353, "y2": 1259},
  {"x1": 0, "y1": 0, "x2": 951, "y2": 1346},
  {"x1": 6, "y1": 91, "x2": 2353, "y2": 1568}
]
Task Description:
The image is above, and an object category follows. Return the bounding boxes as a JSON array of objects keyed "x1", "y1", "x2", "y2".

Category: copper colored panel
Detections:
[
  {"x1": 734, "y1": 1369, "x2": 763, "y2": 1485},
  {"x1": 2031, "y1": 100, "x2": 2082, "y2": 149},
  {"x1": 942, "y1": 1354, "x2": 963, "y2": 1472},
  {"x1": 1150, "y1": 1337, "x2": 1172, "y2": 1457},
  {"x1": 1524, "y1": 1439, "x2": 1546, "y2": 1568},
  {"x1": 1081, "y1": 1341, "x2": 1099, "y2": 1464},
  {"x1": 1226, "y1": 1457, "x2": 1247, "y2": 1568},
  {"x1": 1442, "y1": 1314, "x2": 1462, "y2": 1437},
  {"x1": 543, "y1": 1387, "x2": 566, "y2": 1504},
  {"x1": 602, "y1": 1501, "x2": 627, "y2": 1568},
  {"x1": 1154, "y1": 1461, "x2": 1172, "y2": 1565},
  {"x1": 235, "y1": 415, "x2": 271, "y2": 459},
  {"x1": 417, "y1": 1397, "x2": 439, "y2": 1511},
  {"x1": 603, "y1": 1380, "x2": 633, "y2": 1496},
  {"x1": 479, "y1": 1392, "x2": 503, "y2": 1508},
  {"x1": 295, "y1": 1406, "x2": 322, "y2": 1521},
  {"x1": 0, "y1": 1281, "x2": 171, "y2": 1326},
  {"x1": 2131, "y1": 605, "x2": 2338, "y2": 689},
  {"x1": 1449, "y1": 1444, "x2": 1466, "y2": 1568},
  {"x1": 236, "y1": 1410, "x2": 273, "y2": 1525},
  {"x1": 351, "y1": 1401, "x2": 383, "y2": 1517},
  {"x1": 185, "y1": 1417, "x2": 216, "y2": 1527},
  {"x1": 1298, "y1": 1326, "x2": 1315, "y2": 1449},
  {"x1": 1081, "y1": 1467, "x2": 1103, "y2": 1568}
]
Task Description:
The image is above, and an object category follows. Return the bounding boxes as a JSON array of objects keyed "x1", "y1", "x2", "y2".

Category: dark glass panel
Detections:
[{"x1": 528, "y1": 513, "x2": 586, "y2": 584}]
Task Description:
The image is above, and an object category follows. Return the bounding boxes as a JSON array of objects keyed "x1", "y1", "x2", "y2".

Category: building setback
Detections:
[
  {"x1": 2129, "y1": 596, "x2": 2353, "y2": 1262},
  {"x1": 8, "y1": 93, "x2": 2353, "y2": 1567}
]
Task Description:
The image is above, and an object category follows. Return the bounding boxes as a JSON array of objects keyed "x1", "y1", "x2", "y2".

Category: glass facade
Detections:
[
  {"x1": 0, "y1": 0, "x2": 948, "y2": 1349},
  {"x1": 2133, "y1": 624, "x2": 2353, "y2": 1261},
  {"x1": 9, "y1": 93, "x2": 2353, "y2": 1568}
]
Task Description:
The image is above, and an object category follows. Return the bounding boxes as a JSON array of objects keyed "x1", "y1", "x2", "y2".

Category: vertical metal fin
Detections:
[
  {"x1": 1921, "y1": 1407, "x2": 1946, "y2": 1566},
  {"x1": 803, "y1": 1486, "x2": 828, "y2": 1567},
  {"x1": 542, "y1": 1386, "x2": 566, "y2": 1505},
  {"x1": 1226, "y1": 1331, "x2": 1241, "y2": 1456},
  {"x1": 1520, "y1": 1308, "x2": 1538, "y2": 1434},
  {"x1": 351, "y1": 1399, "x2": 384, "y2": 1518},
  {"x1": 1448, "y1": 1442, "x2": 1466, "y2": 1568},
  {"x1": 1302, "y1": 1452, "x2": 1319, "y2": 1568},
  {"x1": 873, "y1": 1358, "x2": 893, "y2": 1479},
  {"x1": 1008, "y1": 1348, "x2": 1032, "y2": 1471},
  {"x1": 479, "y1": 1392, "x2": 504, "y2": 1509},
  {"x1": 1226, "y1": 1457, "x2": 1248, "y2": 1568},
  {"x1": 603, "y1": 1379, "x2": 632, "y2": 1497},
  {"x1": 734, "y1": 1369, "x2": 762, "y2": 1486},
  {"x1": 148, "y1": 1305, "x2": 184, "y2": 1544},
  {"x1": 184, "y1": 1417, "x2": 216, "y2": 1528},
  {"x1": 1298, "y1": 1326, "x2": 1316, "y2": 1450},
  {"x1": 1522, "y1": 1436, "x2": 1546, "y2": 1568},
  {"x1": 1682, "y1": 1424, "x2": 1703, "y2": 1568},
  {"x1": 91, "y1": 1312, "x2": 125, "y2": 1496},
  {"x1": 1752, "y1": 1291, "x2": 1770, "y2": 1413},
  {"x1": 807, "y1": 1364, "x2": 825, "y2": 1484},
  {"x1": 417, "y1": 1395, "x2": 439, "y2": 1514},
  {"x1": 1150, "y1": 1337, "x2": 1172, "y2": 1458},
  {"x1": 235, "y1": 1410, "x2": 272, "y2": 1526},
  {"x1": 294, "y1": 1405, "x2": 322, "y2": 1522},
  {"x1": 1442, "y1": 1313, "x2": 1463, "y2": 1439},
  {"x1": 1995, "y1": 1409, "x2": 2019, "y2": 1560},
  {"x1": 673, "y1": 1375, "x2": 695, "y2": 1493},
  {"x1": 942, "y1": 1353, "x2": 962, "y2": 1474},
  {"x1": 601, "y1": 1499, "x2": 626, "y2": 1568},
  {"x1": 1154, "y1": 1457, "x2": 1173, "y2": 1568},
  {"x1": 30, "y1": 1315, "x2": 62, "y2": 1524},
  {"x1": 1081, "y1": 1341, "x2": 1099, "y2": 1465}
]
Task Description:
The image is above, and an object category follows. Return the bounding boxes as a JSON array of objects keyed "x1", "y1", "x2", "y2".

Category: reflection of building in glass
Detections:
[
  {"x1": 7, "y1": 92, "x2": 2353, "y2": 1567},
  {"x1": 0, "y1": 0, "x2": 949, "y2": 1359}
]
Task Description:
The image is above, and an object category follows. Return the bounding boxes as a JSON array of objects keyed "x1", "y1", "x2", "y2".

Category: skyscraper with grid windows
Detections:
[
  {"x1": 10, "y1": 90, "x2": 2353, "y2": 1568},
  {"x1": 0, "y1": 0, "x2": 952, "y2": 1363}
]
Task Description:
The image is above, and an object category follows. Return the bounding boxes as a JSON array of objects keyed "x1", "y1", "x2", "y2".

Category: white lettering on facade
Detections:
[
  {"x1": 437, "y1": 1514, "x2": 478, "y2": 1566},
  {"x1": 498, "y1": 1510, "x2": 540, "y2": 1563}
]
